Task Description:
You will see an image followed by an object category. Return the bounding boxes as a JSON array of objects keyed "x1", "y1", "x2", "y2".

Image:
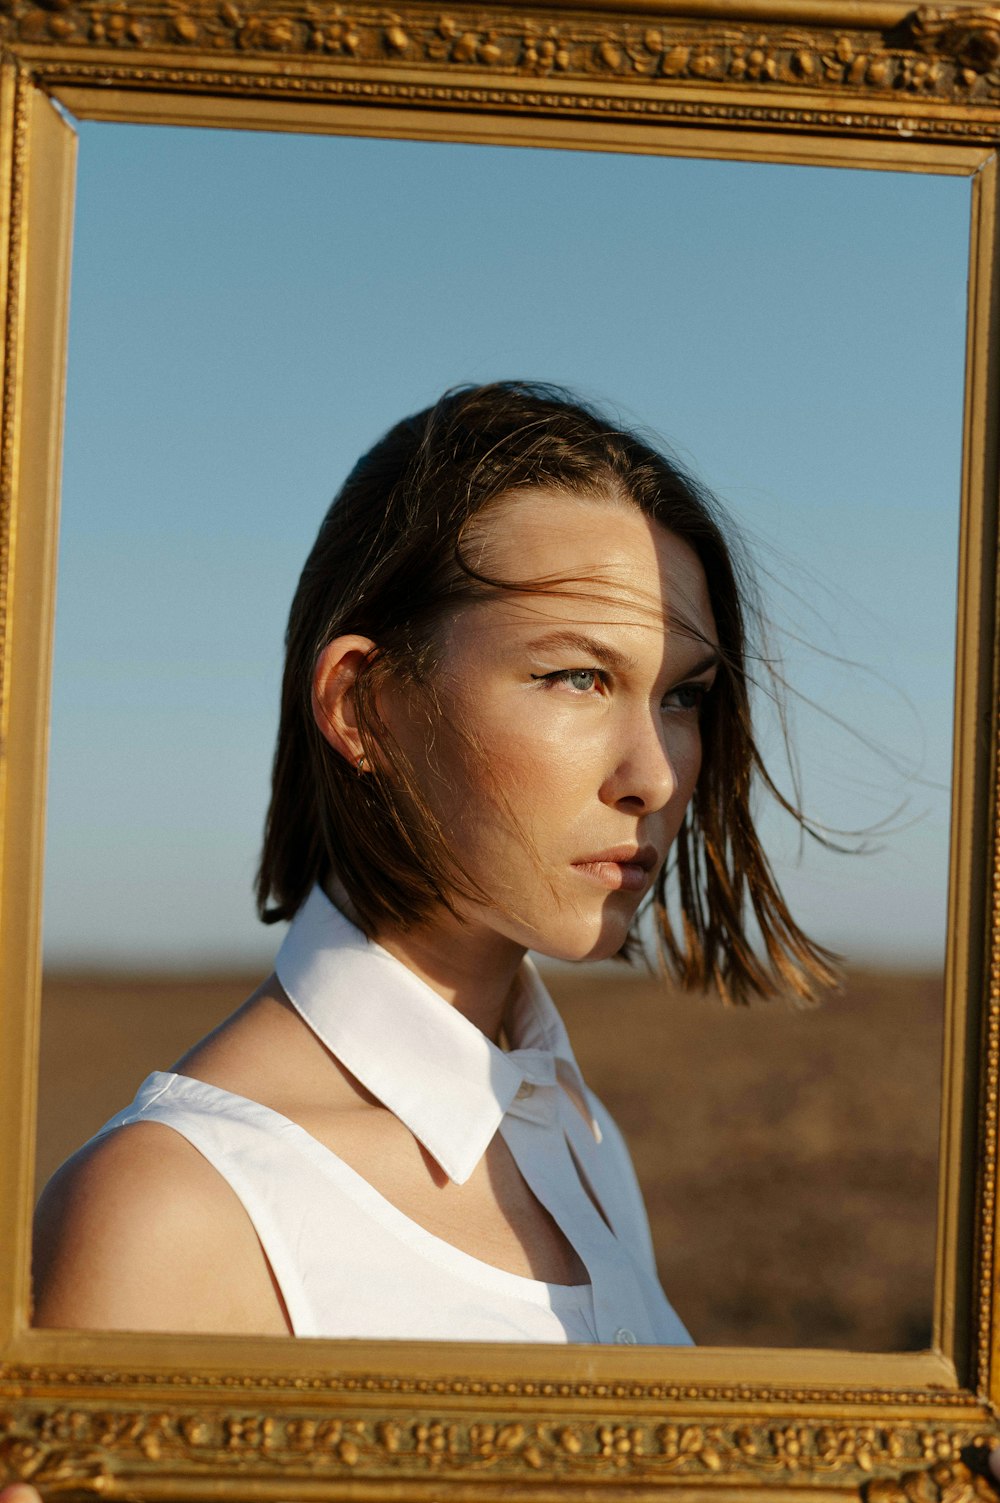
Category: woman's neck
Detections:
[
  {"x1": 324, "y1": 877, "x2": 526, "y2": 1041},
  {"x1": 374, "y1": 916, "x2": 527, "y2": 1043}
]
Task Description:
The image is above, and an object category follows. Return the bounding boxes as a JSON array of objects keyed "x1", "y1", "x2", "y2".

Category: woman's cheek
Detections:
[
  {"x1": 498, "y1": 728, "x2": 579, "y2": 787},
  {"x1": 494, "y1": 695, "x2": 587, "y2": 759},
  {"x1": 670, "y1": 721, "x2": 704, "y2": 800}
]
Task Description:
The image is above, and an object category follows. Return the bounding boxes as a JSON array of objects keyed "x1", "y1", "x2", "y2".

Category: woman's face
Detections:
[{"x1": 387, "y1": 489, "x2": 719, "y2": 965}]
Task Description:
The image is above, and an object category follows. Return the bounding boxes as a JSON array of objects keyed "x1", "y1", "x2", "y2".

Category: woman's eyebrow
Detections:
[
  {"x1": 525, "y1": 629, "x2": 637, "y2": 672},
  {"x1": 675, "y1": 648, "x2": 721, "y2": 678}
]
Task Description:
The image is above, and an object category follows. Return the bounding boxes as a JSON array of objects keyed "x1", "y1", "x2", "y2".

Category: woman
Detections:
[{"x1": 31, "y1": 381, "x2": 834, "y2": 1342}]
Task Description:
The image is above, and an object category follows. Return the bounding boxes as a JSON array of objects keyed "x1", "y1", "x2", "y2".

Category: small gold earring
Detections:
[{"x1": 356, "y1": 754, "x2": 366, "y2": 774}]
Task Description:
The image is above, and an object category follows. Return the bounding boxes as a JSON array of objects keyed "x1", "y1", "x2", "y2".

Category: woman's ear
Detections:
[{"x1": 311, "y1": 635, "x2": 378, "y2": 770}]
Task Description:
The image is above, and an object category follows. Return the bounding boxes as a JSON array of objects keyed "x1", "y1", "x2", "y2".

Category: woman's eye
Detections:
[
  {"x1": 664, "y1": 682, "x2": 709, "y2": 712},
  {"x1": 531, "y1": 668, "x2": 601, "y2": 693}
]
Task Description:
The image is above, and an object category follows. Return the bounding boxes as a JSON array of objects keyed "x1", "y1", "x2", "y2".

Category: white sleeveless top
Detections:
[{"x1": 94, "y1": 887, "x2": 692, "y2": 1346}]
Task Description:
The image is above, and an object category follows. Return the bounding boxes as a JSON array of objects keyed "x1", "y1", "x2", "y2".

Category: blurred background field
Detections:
[{"x1": 37, "y1": 963, "x2": 941, "y2": 1351}]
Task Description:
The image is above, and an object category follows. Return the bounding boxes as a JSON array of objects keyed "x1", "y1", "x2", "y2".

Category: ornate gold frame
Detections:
[{"x1": 2, "y1": 0, "x2": 1000, "y2": 1497}]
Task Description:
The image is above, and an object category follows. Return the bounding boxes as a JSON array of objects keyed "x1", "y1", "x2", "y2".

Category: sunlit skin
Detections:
[{"x1": 30, "y1": 489, "x2": 718, "y2": 1337}]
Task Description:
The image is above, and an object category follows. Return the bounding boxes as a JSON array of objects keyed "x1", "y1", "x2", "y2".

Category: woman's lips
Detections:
[{"x1": 571, "y1": 847, "x2": 658, "y2": 892}]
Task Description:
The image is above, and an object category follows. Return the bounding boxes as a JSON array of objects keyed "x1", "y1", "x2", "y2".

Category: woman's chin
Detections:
[{"x1": 529, "y1": 913, "x2": 636, "y2": 965}]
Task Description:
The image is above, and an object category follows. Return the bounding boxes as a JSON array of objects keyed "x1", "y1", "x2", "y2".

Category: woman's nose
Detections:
[{"x1": 600, "y1": 713, "x2": 678, "y2": 813}]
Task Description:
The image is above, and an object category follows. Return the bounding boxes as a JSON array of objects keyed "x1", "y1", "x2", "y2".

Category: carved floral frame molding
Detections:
[
  {"x1": 3, "y1": 0, "x2": 1000, "y2": 1499},
  {"x1": 14, "y1": 0, "x2": 1000, "y2": 113}
]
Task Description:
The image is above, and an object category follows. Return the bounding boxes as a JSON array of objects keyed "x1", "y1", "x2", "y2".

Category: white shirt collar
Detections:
[{"x1": 274, "y1": 884, "x2": 596, "y2": 1185}]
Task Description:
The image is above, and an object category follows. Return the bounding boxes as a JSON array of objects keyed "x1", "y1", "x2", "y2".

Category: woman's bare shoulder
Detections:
[{"x1": 32, "y1": 1120, "x2": 289, "y2": 1335}]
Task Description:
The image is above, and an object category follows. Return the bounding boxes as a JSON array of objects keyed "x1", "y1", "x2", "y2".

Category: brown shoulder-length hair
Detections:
[{"x1": 257, "y1": 381, "x2": 837, "y2": 1003}]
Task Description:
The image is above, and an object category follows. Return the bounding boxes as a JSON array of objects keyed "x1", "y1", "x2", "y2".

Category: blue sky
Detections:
[{"x1": 43, "y1": 120, "x2": 970, "y2": 968}]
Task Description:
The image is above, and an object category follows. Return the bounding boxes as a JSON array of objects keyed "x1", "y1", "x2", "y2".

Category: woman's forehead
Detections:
[{"x1": 467, "y1": 488, "x2": 715, "y2": 632}]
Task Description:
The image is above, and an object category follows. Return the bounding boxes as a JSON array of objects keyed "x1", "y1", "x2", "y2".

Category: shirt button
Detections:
[
  {"x1": 515, "y1": 1082, "x2": 535, "y2": 1100},
  {"x1": 615, "y1": 1327, "x2": 637, "y2": 1344}
]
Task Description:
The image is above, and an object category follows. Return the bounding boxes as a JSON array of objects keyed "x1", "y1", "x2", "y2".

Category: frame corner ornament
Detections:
[
  {"x1": 909, "y1": 4, "x2": 1000, "y2": 83},
  {"x1": 864, "y1": 1455, "x2": 1000, "y2": 1503}
]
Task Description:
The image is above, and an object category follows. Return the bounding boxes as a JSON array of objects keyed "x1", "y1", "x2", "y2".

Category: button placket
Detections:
[{"x1": 500, "y1": 1107, "x2": 655, "y2": 1345}]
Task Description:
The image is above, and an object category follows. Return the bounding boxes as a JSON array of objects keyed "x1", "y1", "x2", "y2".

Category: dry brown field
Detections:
[{"x1": 37, "y1": 964, "x2": 942, "y2": 1350}]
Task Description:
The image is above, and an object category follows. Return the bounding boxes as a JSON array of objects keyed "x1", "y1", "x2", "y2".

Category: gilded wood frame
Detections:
[{"x1": 3, "y1": 1, "x2": 1000, "y2": 1497}]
